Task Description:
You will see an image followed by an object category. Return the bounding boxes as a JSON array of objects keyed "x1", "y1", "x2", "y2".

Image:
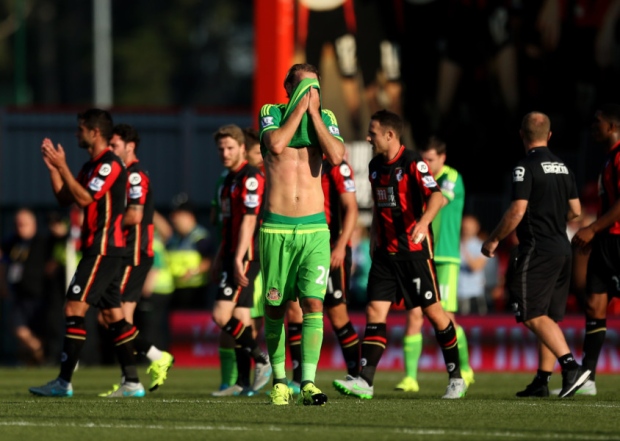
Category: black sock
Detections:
[
  {"x1": 359, "y1": 323, "x2": 387, "y2": 386},
  {"x1": 223, "y1": 317, "x2": 266, "y2": 363},
  {"x1": 435, "y1": 321, "x2": 461, "y2": 379},
  {"x1": 335, "y1": 321, "x2": 360, "y2": 377},
  {"x1": 583, "y1": 318, "x2": 606, "y2": 381},
  {"x1": 558, "y1": 353, "x2": 579, "y2": 371},
  {"x1": 59, "y1": 316, "x2": 86, "y2": 383},
  {"x1": 535, "y1": 369, "x2": 552, "y2": 384},
  {"x1": 132, "y1": 333, "x2": 152, "y2": 356},
  {"x1": 109, "y1": 319, "x2": 139, "y2": 383},
  {"x1": 234, "y1": 346, "x2": 252, "y2": 388},
  {"x1": 288, "y1": 323, "x2": 302, "y2": 383}
]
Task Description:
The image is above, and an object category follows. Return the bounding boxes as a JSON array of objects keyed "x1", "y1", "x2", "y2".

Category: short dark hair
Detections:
[
  {"x1": 243, "y1": 127, "x2": 259, "y2": 149},
  {"x1": 598, "y1": 103, "x2": 620, "y2": 126},
  {"x1": 112, "y1": 123, "x2": 141, "y2": 151},
  {"x1": 370, "y1": 109, "x2": 403, "y2": 139},
  {"x1": 419, "y1": 136, "x2": 446, "y2": 155},
  {"x1": 77, "y1": 108, "x2": 114, "y2": 142},
  {"x1": 284, "y1": 63, "x2": 320, "y2": 88}
]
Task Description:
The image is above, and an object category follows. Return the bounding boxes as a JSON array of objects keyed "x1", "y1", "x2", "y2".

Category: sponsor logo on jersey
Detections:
[
  {"x1": 417, "y1": 161, "x2": 429, "y2": 173},
  {"x1": 99, "y1": 163, "x2": 112, "y2": 176},
  {"x1": 395, "y1": 168, "x2": 404, "y2": 182},
  {"x1": 129, "y1": 186, "x2": 143, "y2": 199},
  {"x1": 129, "y1": 172, "x2": 142, "y2": 185},
  {"x1": 422, "y1": 176, "x2": 437, "y2": 188},
  {"x1": 245, "y1": 177, "x2": 259, "y2": 191},
  {"x1": 513, "y1": 167, "x2": 525, "y2": 182},
  {"x1": 261, "y1": 116, "x2": 274, "y2": 128},
  {"x1": 339, "y1": 164, "x2": 351, "y2": 177},
  {"x1": 244, "y1": 193, "x2": 260, "y2": 208},
  {"x1": 88, "y1": 177, "x2": 105, "y2": 192},
  {"x1": 541, "y1": 162, "x2": 569, "y2": 174},
  {"x1": 375, "y1": 186, "x2": 397, "y2": 208}
]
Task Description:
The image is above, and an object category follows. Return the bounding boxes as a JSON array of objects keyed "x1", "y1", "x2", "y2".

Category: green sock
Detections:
[
  {"x1": 218, "y1": 347, "x2": 237, "y2": 386},
  {"x1": 265, "y1": 315, "x2": 287, "y2": 381},
  {"x1": 301, "y1": 312, "x2": 324, "y2": 384},
  {"x1": 403, "y1": 333, "x2": 422, "y2": 380},
  {"x1": 456, "y1": 325, "x2": 471, "y2": 371}
]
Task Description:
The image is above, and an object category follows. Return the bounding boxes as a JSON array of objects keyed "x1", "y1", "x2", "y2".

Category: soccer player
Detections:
[
  {"x1": 286, "y1": 155, "x2": 360, "y2": 392},
  {"x1": 210, "y1": 124, "x2": 271, "y2": 396},
  {"x1": 482, "y1": 111, "x2": 589, "y2": 398},
  {"x1": 258, "y1": 63, "x2": 345, "y2": 405},
  {"x1": 30, "y1": 109, "x2": 144, "y2": 397},
  {"x1": 98, "y1": 124, "x2": 174, "y2": 396},
  {"x1": 334, "y1": 110, "x2": 466, "y2": 399},
  {"x1": 394, "y1": 137, "x2": 473, "y2": 393},
  {"x1": 570, "y1": 103, "x2": 620, "y2": 396}
]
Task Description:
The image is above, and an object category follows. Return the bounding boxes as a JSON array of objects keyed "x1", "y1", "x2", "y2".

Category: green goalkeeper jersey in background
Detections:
[{"x1": 432, "y1": 165, "x2": 465, "y2": 264}]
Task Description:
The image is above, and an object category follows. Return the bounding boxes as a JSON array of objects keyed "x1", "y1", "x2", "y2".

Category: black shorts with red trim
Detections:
[
  {"x1": 215, "y1": 259, "x2": 260, "y2": 308},
  {"x1": 67, "y1": 254, "x2": 123, "y2": 309},
  {"x1": 324, "y1": 247, "x2": 352, "y2": 307},
  {"x1": 120, "y1": 256, "x2": 154, "y2": 303},
  {"x1": 366, "y1": 253, "x2": 440, "y2": 310},
  {"x1": 586, "y1": 234, "x2": 620, "y2": 298},
  {"x1": 508, "y1": 249, "x2": 570, "y2": 323}
]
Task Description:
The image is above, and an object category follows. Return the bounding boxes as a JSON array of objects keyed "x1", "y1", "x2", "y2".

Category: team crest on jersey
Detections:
[
  {"x1": 99, "y1": 163, "x2": 112, "y2": 176},
  {"x1": 245, "y1": 177, "x2": 259, "y2": 191},
  {"x1": 339, "y1": 164, "x2": 351, "y2": 177},
  {"x1": 129, "y1": 172, "x2": 142, "y2": 185},
  {"x1": 395, "y1": 168, "x2": 404, "y2": 181},
  {"x1": 261, "y1": 116, "x2": 274, "y2": 128},
  {"x1": 513, "y1": 166, "x2": 525, "y2": 182},
  {"x1": 416, "y1": 162, "x2": 429, "y2": 174},
  {"x1": 267, "y1": 287, "x2": 282, "y2": 301}
]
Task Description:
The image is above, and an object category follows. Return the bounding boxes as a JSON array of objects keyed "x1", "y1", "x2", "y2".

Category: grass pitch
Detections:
[{"x1": 0, "y1": 367, "x2": 618, "y2": 441}]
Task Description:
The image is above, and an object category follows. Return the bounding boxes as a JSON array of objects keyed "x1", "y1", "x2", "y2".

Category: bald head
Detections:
[{"x1": 521, "y1": 112, "x2": 551, "y2": 144}]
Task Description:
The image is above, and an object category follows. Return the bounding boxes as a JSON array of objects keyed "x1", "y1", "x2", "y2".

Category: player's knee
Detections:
[{"x1": 301, "y1": 297, "x2": 323, "y2": 314}]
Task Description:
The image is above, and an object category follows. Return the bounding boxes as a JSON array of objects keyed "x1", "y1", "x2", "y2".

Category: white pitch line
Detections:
[{"x1": 0, "y1": 421, "x2": 618, "y2": 440}]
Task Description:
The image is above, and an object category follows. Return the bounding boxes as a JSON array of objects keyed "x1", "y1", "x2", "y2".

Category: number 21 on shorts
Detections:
[{"x1": 316, "y1": 265, "x2": 329, "y2": 287}]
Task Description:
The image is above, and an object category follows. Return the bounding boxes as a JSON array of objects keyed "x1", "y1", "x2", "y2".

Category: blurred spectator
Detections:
[
  {"x1": 0, "y1": 209, "x2": 52, "y2": 365},
  {"x1": 458, "y1": 214, "x2": 489, "y2": 315},
  {"x1": 154, "y1": 195, "x2": 216, "y2": 310},
  {"x1": 349, "y1": 222, "x2": 370, "y2": 309}
]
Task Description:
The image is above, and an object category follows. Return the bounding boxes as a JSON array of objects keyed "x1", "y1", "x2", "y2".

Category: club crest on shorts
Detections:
[{"x1": 267, "y1": 287, "x2": 281, "y2": 301}]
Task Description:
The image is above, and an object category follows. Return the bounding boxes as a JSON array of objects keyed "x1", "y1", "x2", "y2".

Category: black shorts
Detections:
[
  {"x1": 508, "y1": 250, "x2": 570, "y2": 323},
  {"x1": 216, "y1": 259, "x2": 260, "y2": 308},
  {"x1": 67, "y1": 254, "x2": 123, "y2": 309},
  {"x1": 324, "y1": 247, "x2": 352, "y2": 307},
  {"x1": 366, "y1": 255, "x2": 440, "y2": 310},
  {"x1": 586, "y1": 235, "x2": 620, "y2": 298},
  {"x1": 120, "y1": 256, "x2": 154, "y2": 303},
  {"x1": 306, "y1": 6, "x2": 357, "y2": 77}
]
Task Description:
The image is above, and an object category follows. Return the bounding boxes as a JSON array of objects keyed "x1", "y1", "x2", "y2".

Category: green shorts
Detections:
[
  {"x1": 436, "y1": 262, "x2": 459, "y2": 313},
  {"x1": 259, "y1": 212, "x2": 331, "y2": 307},
  {"x1": 251, "y1": 270, "x2": 264, "y2": 318}
]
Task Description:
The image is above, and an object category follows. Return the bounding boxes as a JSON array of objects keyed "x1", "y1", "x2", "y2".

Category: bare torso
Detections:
[{"x1": 263, "y1": 146, "x2": 324, "y2": 217}]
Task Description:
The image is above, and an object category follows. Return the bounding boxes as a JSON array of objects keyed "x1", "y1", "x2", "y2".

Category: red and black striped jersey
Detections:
[
  {"x1": 125, "y1": 160, "x2": 154, "y2": 263},
  {"x1": 76, "y1": 148, "x2": 127, "y2": 256},
  {"x1": 219, "y1": 161, "x2": 265, "y2": 261},
  {"x1": 322, "y1": 158, "x2": 356, "y2": 248},
  {"x1": 599, "y1": 141, "x2": 620, "y2": 235},
  {"x1": 369, "y1": 145, "x2": 440, "y2": 259}
]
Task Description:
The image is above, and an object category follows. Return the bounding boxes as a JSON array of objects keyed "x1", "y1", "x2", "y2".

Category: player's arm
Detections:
[
  {"x1": 411, "y1": 191, "x2": 444, "y2": 244},
  {"x1": 331, "y1": 192, "x2": 358, "y2": 269},
  {"x1": 233, "y1": 214, "x2": 258, "y2": 287},
  {"x1": 567, "y1": 198, "x2": 581, "y2": 221},
  {"x1": 308, "y1": 90, "x2": 344, "y2": 165},
  {"x1": 482, "y1": 199, "x2": 528, "y2": 258},
  {"x1": 153, "y1": 211, "x2": 173, "y2": 243},
  {"x1": 573, "y1": 199, "x2": 620, "y2": 247},
  {"x1": 261, "y1": 98, "x2": 309, "y2": 155},
  {"x1": 123, "y1": 205, "x2": 144, "y2": 227},
  {"x1": 41, "y1": 138, "x2": 78, "y2": 206}
]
